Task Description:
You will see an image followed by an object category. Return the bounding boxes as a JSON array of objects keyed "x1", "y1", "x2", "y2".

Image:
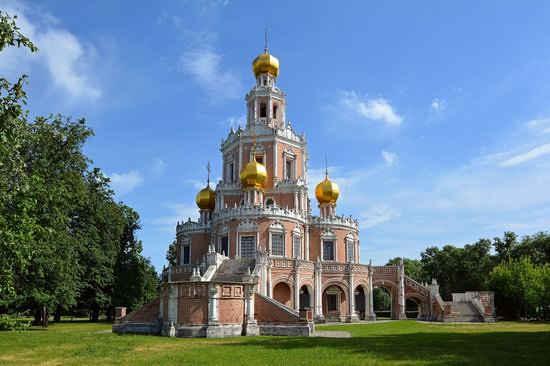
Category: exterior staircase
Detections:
[
  {"x1": 446, "y1": 301, "x2": 484, "y2": 322},
  {"x1": 211, "y1": 258, "x2": 256, "y2": 282}
]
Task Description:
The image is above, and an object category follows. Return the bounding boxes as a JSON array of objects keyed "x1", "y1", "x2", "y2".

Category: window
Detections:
[
  {"x1": 182, "y1": 245, "x2": 190, "y2": 264},
  {"x1": 327, "y1": 294, "x2": 338, "y2": 311},
  {"x1": 293, "y1": 236, "x2": 302, "y2": 259},
  {"x1": 220, "y1": 236, "x2": 229, "y2": 256},
  {"x1": 323, "y1": 240, "x2": 335, "y2": 261},
  {"x1": 240, "y1": 236, "x2": 255, "y2": 258},
  {"x1": 227, "y1": 162, "x2": 234, "y2": 183},
  {"x1": 272, "y1": 234, "x2": 284, "y2": 256},
  {"x1": 260, "y1": 103, "x2": 267, "y2": 118},
  {"x1": 285, "y1": 159, "x2": 293, "y2": 180},
  {"x1": 346, "y1": 241, "x2": 354, "y2": 262},
  {"x1": 273, "y1": 105, "x2": 278, "y2": 118},
  {"x1": 265, "y1": 198, "x2": 274, "y2": 207}
]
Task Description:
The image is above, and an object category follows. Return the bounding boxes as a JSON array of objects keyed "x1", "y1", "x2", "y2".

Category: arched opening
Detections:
[
  {"x1": 299, "y1": 285, "x2": 312, "y2": 309},
  {"x1": 373, "y1": 287, "x2": 392, "y2": 319},
  {"x1": 260, "y1": 103, "x2": 267, "y2": 118},
  {"x1": 354, "y1": 286, "x2": 366, "y2": 320},
  {"x1": 265, "y1": 198, "x2": 275, "y2": 207},
  {"x1": 406, "y1": 298, "x2": 420, "y2": 319},
  {"x1": 273, "y1": 104, "x2": 278, "y2": 118},
  {"x1": 273, "y1": 282, "x2": 292, "y2": 308},
  {"x1": 322, "y1": 284, "x2": 347, "y2": 321}
]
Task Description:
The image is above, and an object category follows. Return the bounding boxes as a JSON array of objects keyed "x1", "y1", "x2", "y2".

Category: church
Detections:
[{"x1": 113, "y1": 46, "x2": 496, "y2": 338}]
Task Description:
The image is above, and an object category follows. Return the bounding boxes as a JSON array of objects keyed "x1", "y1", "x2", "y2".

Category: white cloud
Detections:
[
  {"x1": 152, "y1": 202, "x2": 198, "y2": 233},
  {"x1": 0, "y1": 2, "x2": 102, "y2": 100},
  {"x1": 339, "y1": 91, "x2": 403, "y2": 125},
  {"x1": 223, "y1": 114, "x2": 246, "y2": 129},
  {"x1": 181, "y1": 47, "x2": 242, "y2": 101},
  {"x1": 151, "y1": 158, "x2": 167, "y2": 176},
  {"x1": 109, "y1": 171, "x2": 144, "y2": 195},
  {"x1": 358, "y1": 205, "x2": 400, "y2": 228},
  {"x1": 431, "y1": 98, "x2": 447, "y2": 111},
  {"x1": 499, "y1": 143, "x2": 550, "y2": 167},
  {"x1": 381, "y1": 151, "x2": 397, "y2": 166},
  {"x1": 186, "y1": 179, "x2": 206, "y2": 190}
]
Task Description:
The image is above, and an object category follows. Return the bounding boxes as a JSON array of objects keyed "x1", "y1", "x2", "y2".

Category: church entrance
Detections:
[
  {"x1": 322, "y1": 285, "x2": 347, "y2": 321},
  {"x1": 299, "y1": 285, "x2": 311, "y2": 309},
  {"x1": 273, "y1": 282, "x2": 292, "y2": 308},
  {"x1": 354, "y1": 286, "x2": 366, "y2": 320}
]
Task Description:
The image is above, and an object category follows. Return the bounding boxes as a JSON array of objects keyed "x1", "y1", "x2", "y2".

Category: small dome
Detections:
[
  {"x1": 252, "y1": 52, "x2": 279, "y2": 77},
  {"x1": 240, "y1": 158, "x2": 268, "y2": 189},
  {"x1": 196, "y1": 184, "x2": 215, "y2": 210},
  {"x1": 315, "y1": 175, "x2": 339, "y2": 204}
]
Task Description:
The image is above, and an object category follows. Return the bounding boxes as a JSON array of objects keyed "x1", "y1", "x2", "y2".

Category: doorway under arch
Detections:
[
  {"x1": 373, "y1": 286, "x2": 392, "y2": 319},
  {"x1": 299, "y1": 285, "x2": 312, "y2": 309},
  {"x1": 273, "y1": 282, "x2": 292, "y2": 308},
  {"x1": 354, "y1": 285, "x2": 367, "y2": 320},
  {"x1": 322, "y1": 284, "x2": 347, "y2": 321}
]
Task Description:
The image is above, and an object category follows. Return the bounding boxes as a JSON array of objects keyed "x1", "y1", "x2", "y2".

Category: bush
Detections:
[{"x1": 0, "y1": 313, "x2": 31, "y2": 331}]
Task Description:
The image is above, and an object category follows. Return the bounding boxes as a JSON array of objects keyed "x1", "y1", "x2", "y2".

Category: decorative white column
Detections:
[
  {"x1": 367, "y1": 261, "x2": 376, "y2": 321},
  {"x1": 347, "y1": 264, "x2": 359, "y2": 322},
  {"x1": 314, "y1": 260, "x2": 324, "y2": 321},
  {"x1": 273, "y1": 139, "x2": 278, "y2": 183},
  {"x1": 208, "y1": 284, "x2": 219, "y2": 324},
  {"x1": 294, "y1": 260, "x2": 301, "y2": 311},
  {"x1": 244, "y1": 284, "x2": 259, "y2": 336},
  {"x1": 397, "y1": 259, "x2": 407, "y2": 320},
  {"x1": 304, "y1": 225, "x2": 310, "y2": 261},
  {"x1": 267, "y1": 260, "x2": 272, "y2": 298}
]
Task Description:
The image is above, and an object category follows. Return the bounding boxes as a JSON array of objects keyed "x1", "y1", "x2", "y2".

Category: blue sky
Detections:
[{"x1": 2, "y1": 0, "x2": 550, "y2": 271}]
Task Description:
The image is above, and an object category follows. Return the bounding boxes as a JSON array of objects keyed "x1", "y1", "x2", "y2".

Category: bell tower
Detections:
[{"x1": 246, "y1": 34, "x2": 286, "y2": 130}]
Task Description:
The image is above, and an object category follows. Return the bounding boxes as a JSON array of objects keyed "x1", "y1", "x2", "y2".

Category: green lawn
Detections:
[{"x1": 0, "y1": 320, "x2": 549, "y2": 365}]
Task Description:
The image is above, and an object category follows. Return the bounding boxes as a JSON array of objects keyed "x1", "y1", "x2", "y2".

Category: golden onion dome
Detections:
[
  {"x1": 315, "y1": 175, "x2": 340, "y2": 204},
  {"x1": 240, "y1": 158, "x2": 268, "y2": 189},
  {"x1": 196, "y1": 184, "x2": 216, "y2": 210},
  {"x1": 252, "y1": 51, "x2": 279, "y2": 77}
]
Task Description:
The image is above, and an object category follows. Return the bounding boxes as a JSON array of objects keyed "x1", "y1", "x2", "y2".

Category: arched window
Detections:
[
  {"x1": 273, "y1": 104, "x2": 278, "y2": 118},
  {"x1": 260, "y1": 103, "x2": 267, "y2": 117}
]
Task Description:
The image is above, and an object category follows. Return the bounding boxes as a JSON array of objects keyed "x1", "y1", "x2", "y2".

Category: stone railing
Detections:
[
  {"x1": 372, "y1": 266, "x2": 398, "y2": 275},
  {"x1": 309, "y1": 215, "x2": 359, "y2": 230},
  {"x1": 213, "y1": 205, "x2": 308, "y2": 223},
  {"x1": 176, "y1": 220, "x2": 211, "y2": 233},
  {"x1": 215, "y1": 181, "x2": 242, "y2": 192},
  {"x1": 404, "y1": 276, "x2": 430, "y2": 298}
]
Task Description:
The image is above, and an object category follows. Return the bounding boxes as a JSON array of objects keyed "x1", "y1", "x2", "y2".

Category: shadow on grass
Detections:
[{"x1": 234, "y1": 330, "x2": 550, "y2": 365}]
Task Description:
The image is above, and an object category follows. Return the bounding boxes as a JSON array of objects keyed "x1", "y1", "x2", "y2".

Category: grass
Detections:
[{"x1": 0, "y1": 320, "x2": 549, "y2": 365}]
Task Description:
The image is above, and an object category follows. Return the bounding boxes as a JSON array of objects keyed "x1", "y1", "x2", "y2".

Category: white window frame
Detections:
[
  {"x1": 321, "y1": 230, "x2": 336, "y2": 261},
  {"x1": 269, "y1": 222, "x2": 286, "y2": 257}
]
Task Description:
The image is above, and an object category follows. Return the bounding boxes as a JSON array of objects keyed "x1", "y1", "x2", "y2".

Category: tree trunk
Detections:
[
  {"x1": 53, "y1": 305, "x2": 62, "y2": 323},
  {"x1": 42, "y1": 306, "x2": 49, "y2": 328},
  {"x1": 91, "y1": 306, "x2": 100, "y2": 322},
  {"x1": 106, "y1": 306, "x2": 113, "y2": 322},
  {"x1": 34, "y1": 307, "x2": 41, "y2": 325}
]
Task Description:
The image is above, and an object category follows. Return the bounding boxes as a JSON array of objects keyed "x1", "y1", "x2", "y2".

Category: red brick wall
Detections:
[
  {"x1": 219, "y1": 298, "x2": 244, "y2": 324},
  {"x1": 255, "y1": 293, "x2": 300, "y2": 324},
  {"x1": 178, "y1": 298, "x2": 208, "y2": 325},
  {"x1": 122, "y1": 299, "x2": 160, "y2": 322}
]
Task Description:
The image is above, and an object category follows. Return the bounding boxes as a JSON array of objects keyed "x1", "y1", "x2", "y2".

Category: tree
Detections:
[
  {"x1": 0, "y1": 10, "x2": 38, "y2": 305},
  {"x1": 487, "y1": 258, "x2": 543, "y2": 319},
  {"x1": 166, "y1": 240, "x2": 177, "y2": 267},
  {"x1": 112, "y1": 205, "x2": 158, "y2": 318},
  {"x1": 386, "y1": 257, "x2": 427, "y2": 283}
]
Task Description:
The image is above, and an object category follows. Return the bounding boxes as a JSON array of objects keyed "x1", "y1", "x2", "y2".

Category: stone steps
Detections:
[{"x1": 212, "y1": 258, "x2": 255, "y2": 282}]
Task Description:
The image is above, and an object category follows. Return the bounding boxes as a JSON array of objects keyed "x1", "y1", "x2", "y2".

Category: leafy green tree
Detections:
[
  {"x1": 112, "y1": 205, "x2": 158, "y2": 318},
  {"x1": 166, "y1": 240, "x2": 177, "y2": 267},
  {"x1": 487, "y1": 258, "x2": 540, "y2": 319},
  {"x1": 0, "y1": 10, "x2": 38, "y2": 305},
  {"x1": 386, "y1": 257, "x2": 427, "y2": 283}
]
